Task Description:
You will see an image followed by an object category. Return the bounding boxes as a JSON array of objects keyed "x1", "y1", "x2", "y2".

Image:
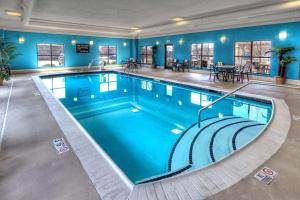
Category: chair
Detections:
[
  {"x1": 231, "y1": 65, "x2": 243, "y2": 83},
  {"x1": 171, "y1": 59, "x2": 179, "y2": 71},
  {"x1": 240, "y1": 62, "x2": 252, "y2": 83},
  {"x1": 181, "y1": 59, "x2": 190, "y2": 72},
  {"x1": 209, "y1": 64, "x2": 219, "y2": 81}
]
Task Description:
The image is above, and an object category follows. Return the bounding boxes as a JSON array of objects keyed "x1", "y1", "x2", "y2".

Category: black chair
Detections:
[
  {"x1": 240, "y1": 62, "x2": 252, "y2": 83},
  {"x1": 231, "y1": 65, "x2": 243, "y2": 83},
  {"x1": 171, "y1": 59, "x2": 179, "y2": 71},
  {"x1": 181, "y1": 59, "x2": 190, "y2": 72},
  {"x1": 209, "y1": 64, "x2": 219, "y2": 81}
]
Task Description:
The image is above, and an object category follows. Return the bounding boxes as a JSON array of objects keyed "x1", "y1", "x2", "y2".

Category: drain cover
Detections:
[{"x1": 292, "y1": 115, "x2": 300, "y2": 121}]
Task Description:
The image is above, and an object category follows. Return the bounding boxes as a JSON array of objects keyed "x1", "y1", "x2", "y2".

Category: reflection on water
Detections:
[{"x1": 42, "y1": 72, "x2": 272, "y2": 125}]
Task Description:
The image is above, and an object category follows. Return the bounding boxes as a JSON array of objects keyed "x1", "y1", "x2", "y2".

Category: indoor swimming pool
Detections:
[{"x1": 41, "y1": 72, "x2": 273, "y2": 183}]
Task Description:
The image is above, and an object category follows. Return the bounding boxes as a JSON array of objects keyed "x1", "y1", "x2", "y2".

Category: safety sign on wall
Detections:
[
  {"x1": 254, "y1": 166, "x2": 278, "y2": 185},
  {"x1": 53, "y1": 138, "x2": 69, "y2": 155}
]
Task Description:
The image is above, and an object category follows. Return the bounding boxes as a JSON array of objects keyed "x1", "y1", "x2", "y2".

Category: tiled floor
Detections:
[{"x1": 0, "y1": 68, "x2": 300, "y2": 200}]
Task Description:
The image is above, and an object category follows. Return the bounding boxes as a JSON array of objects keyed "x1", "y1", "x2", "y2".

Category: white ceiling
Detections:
[{"x1": 0, "y1": 0, "x2": 300, "y2": 38}]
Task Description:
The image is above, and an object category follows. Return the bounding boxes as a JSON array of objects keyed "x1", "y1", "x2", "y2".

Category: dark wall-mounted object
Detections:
[{"x1": 76, "y1": 44, "x2": 90, "y2": 53}]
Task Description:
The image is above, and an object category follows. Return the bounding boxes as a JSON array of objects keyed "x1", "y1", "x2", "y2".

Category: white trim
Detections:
[{"x1": 0, "y1": 78, "x2": 14, "y2": 152}]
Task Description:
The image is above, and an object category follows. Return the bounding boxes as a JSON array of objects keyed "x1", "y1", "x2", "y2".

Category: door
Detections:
[{"x1": 164, "y1": 44, "x2": 174, "y2": 68}]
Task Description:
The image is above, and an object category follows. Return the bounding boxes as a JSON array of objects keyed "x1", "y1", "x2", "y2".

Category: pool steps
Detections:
[{"x1": 170, "y1": 116, "x2": 266, "y2": 172}]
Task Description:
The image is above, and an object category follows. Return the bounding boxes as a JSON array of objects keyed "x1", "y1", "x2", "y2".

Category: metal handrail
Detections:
[{"x1": 198, "y1": 83, "x2": 250, "y2": 128}]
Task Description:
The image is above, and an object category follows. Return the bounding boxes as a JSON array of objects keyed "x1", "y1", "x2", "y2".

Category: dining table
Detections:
[{"x1": 216, "y1": 65, "x2": 236, "y2": 82}]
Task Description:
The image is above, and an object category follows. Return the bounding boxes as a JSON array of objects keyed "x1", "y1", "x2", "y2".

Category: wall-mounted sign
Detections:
[{"x1": 76, "y1": 44, "x2": 90, "y2": 53}]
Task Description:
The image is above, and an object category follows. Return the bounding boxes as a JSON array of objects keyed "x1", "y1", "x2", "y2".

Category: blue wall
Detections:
[
  {"x1": 137, "y1": 22, "x2": 300, "y2": 80},
  {"x1": 1, "y1": 21, "x2": 300, "y2": 80},
  {"x1": 1, "y1": 30, "x2": 133, "y2": 70}
]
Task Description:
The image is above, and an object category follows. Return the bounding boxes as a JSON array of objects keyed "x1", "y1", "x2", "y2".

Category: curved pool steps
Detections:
[
  {"x1": 190, "y1": 117, "x2": 249, "y2": 169},
  {"x1": 209, "y1": 122, "x2": 265, "y2": 162},
  {"x1": 231, "y1": 124, "x2": 265, "y2": 151},
  {"x1": 169, "y1": 116, "x2": 240, "y2": 172}
]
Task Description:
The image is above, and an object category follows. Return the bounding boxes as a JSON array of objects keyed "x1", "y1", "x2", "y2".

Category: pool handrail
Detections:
[{"x1": 198, "y1": 82, "x2": 250, "y2": 128}]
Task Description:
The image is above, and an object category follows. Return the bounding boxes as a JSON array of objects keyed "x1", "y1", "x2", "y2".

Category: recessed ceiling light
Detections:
[
  {"x1": 175, "y1": 21, "x2": 188, "y2": 26},
  {"x1": 282, "y1": 1, "x2": 300, "y2": 8},
  {"x1": 134, "y1": 29, "x2": 142, "y2": 33},
  {"x1": 5, "y1": 10, "x2": 22, "y2": 17},
  {"x1": 172, "y1": 17, "x2": 185, "y2": 22}
]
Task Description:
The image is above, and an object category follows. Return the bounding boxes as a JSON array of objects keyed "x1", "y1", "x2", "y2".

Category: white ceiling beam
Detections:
[{"x1": 21, "y1": 0, "x2": 36, "y2": 26}]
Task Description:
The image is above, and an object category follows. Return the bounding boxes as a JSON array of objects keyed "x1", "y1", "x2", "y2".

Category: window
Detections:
[
  {"x1": 37, "y1": 44, "x2": 64, "y2": 67},
  {"x1": 234, "y1": 41, "x2": 271, "y2": 74},
  {"x1": 99, "y1": 46, "x2": 117, "y2": 64},
  {"x1": 191, "y1": 43, "x2": 214, "y2": 68},
  {"x1": 141, "y1": 46, "x2": 153, "y2": 64}
]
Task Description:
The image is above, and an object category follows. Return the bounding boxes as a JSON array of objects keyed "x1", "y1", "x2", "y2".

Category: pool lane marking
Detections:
[{"x1": 0, "y1": 77, "x2": 14, "y2": 152}]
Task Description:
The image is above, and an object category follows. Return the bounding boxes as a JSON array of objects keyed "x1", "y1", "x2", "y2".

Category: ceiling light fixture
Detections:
[
  {"x1": 131, "y1": 27, "x2": 140, "y2": 30},
  {"x1": 175, "y1": 21, "x2": 188, "y2": 26},
  {"x1": 134, "y1": 29, "x2": 142, "y2": 33},
  {"x1": 282, "y1": 1, "x2": 300, "y2": 8},
  {"x1": 5, "y1": 10, "x2": 23, "y2": 17},
  {"x1": 172, "y1": 17, "x2": 185, "y2": 22}
]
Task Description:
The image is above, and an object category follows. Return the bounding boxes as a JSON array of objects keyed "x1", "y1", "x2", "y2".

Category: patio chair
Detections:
[
  {"x1": 171, "y1": 59, "x2": 179, "y2": 71},
  {"x1": 231, "y1": 65, "x2": 244, "y2": 83},
  {"x1": 209, "y1": 64, "x2": 219, "y2": 81},
  {"x1": 177, "y1": 59, "x2": 189, "y2": 72},
  {"x1": 240, "y1": 62, "x2": 252, "y2": 83}
]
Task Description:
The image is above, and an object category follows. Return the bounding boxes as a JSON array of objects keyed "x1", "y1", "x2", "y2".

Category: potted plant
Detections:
[
  {"x1": 0, "y1": 70, "x2": 9, "y2": 85},
  {"x1": 267, "y1": 47, "x2": 296, "y2": 84},
  {"x1": 0, "y1": 37, "x2": 18, "y2": 85}
]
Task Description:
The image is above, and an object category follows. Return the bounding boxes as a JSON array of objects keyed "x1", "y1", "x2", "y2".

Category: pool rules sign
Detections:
[
  {"x1": 53, "y1": 138, "x2": 69, "y2": 155},
  {"x1": 254, "y1": 166, "x2": 278, "y2": 185}
]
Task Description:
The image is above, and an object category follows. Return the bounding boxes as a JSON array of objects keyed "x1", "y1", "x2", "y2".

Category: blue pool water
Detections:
[{"x1": 42, "y1": 72, "x2": 272, "y2": 183}]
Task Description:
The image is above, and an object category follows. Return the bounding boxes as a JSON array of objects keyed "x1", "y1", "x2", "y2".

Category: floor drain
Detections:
[{"x1": 292, "y1": 115, "x2": 300, "y2": 121}]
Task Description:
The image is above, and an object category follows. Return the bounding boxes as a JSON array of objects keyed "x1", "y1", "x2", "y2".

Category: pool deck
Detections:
[{"x1": 1, "y1": 67, "x2": 300, "y2": 200}]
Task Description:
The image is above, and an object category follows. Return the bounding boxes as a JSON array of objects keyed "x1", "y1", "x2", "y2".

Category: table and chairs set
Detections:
[
  {"x1": 122, "y1": 59, "x2": 142, "y2": 72},
  {"x1": 209, "y1": 62, "x2": 252, "y2": 83},
  {"x1": 166, "y1": 59, "x2": 190, "y2": 72},
  {"x1": 122, "y1": 57, "x2": 252, "y2": 84}
]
